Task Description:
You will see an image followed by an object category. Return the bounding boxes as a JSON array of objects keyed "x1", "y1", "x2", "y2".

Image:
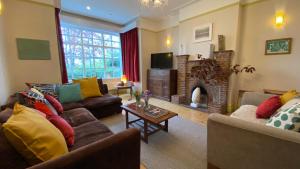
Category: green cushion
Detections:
[
  {"x1": 58, "y1": 84, "x2": 82, "y2": 104},
  {"x1": 266, "y1": 103, "x2": 300, "y2": 131}
]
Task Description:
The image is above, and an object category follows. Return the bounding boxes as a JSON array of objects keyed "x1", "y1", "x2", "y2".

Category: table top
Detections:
[
  {"x1": 121, "y1": 103, "x2": 178, "y2": 124},
  {"x1": 115, "y1": 85, "x2": 133, "y2": 89}
]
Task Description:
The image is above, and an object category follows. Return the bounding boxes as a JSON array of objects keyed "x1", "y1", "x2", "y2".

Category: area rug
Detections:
[{"x1": 101, "y1": 113, "x2": 207, "y2": 169}]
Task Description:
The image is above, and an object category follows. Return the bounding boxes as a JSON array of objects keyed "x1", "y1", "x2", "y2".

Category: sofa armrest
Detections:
[
  {"x1": 102, "y1": 84, "x2": 109, "y2": 94},
  {"x1": 28, "y1": 128, "x2": 140, "y2": 169},
  {"x1": 240, "y1": 92, "x2": 275, "y2": 106},
  {"x1": 207, "y1": 113, "x2": 300, "y2": 169}
]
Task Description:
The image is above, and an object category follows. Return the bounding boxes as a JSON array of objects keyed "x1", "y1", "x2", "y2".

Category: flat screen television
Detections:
[{"x1": 151, "y1": 52, "x2": 173, "y2": 69}]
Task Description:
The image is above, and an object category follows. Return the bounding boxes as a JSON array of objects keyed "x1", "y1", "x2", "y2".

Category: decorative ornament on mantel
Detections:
[
  {"x1": 139, "y1": 0, "x2": 168, "y2": 8},
  {"x1": 190, "y1": 58, "x2": 256, "y2": 85}
]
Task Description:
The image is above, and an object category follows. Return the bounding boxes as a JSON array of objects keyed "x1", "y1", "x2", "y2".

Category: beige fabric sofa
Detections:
[{"x1": 207, "y1": 92, "x2": 300, "y2": 169}]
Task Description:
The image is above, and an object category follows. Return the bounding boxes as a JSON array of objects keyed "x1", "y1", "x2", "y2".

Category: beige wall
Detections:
[
  {"x1": 238, "y1": 0, "x2": 300, "y2": 92},
  {"x1": 139, "y1": 29, "x2": 159, "y2": 90},
  {"x1": 0, "y1": 12, "x2": 10, "y2": 105},
  {"x1": 157, "y1": 26, "x2": 179, "y2": 69},
  {"x1": 2, "y1": 0, "x2": 61, "y2": 97},
  {"x1": 178, "y1": 4, "x2": 240, "y2": 59},
  {"x1": 155, "y1": 4, "x2": 241, "y2": 110}
]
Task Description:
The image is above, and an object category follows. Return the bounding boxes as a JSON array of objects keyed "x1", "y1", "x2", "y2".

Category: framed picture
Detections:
[
  {"x1": 193, "y1": 23, "x2": 213, "y2": 43},
  {"x1": 265, "y1": 38, "x2": 292, "y2": 55}
]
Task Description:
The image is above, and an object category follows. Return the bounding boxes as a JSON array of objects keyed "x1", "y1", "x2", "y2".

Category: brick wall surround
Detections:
[{"x1": 176, "y1": 50, "x2": 233, "y2": 114}]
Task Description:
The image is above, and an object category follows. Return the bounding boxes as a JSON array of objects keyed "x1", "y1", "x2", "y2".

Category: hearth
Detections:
[{"x1": 172, "y1": 50, "x2": 233, "y2": 114}]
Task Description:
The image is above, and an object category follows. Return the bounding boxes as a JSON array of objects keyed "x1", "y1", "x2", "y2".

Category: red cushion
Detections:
[
  {"x1": 34, "y1": 102, "x2": 57, "y2": 117},
  {"x1": 47, "y1": 115, "x2": 75, "y2": 147},
  {"x1": 256, "y1": 96, "x2": 282, "y2": 119},
  {"x1": 45, "y1": 94, "x2": 64, "y2": 114}
]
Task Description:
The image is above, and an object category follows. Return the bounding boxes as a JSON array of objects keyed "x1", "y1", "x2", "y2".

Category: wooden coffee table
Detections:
[{"x1": 121, "y1": 103, "x2": 178, "y2": 143}]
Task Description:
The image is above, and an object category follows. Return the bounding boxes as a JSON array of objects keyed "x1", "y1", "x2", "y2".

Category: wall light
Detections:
[
  {"x1": 0, "y1": 0, "x2": 3, "y2": 15},
  {"x1": 275, "y1": 12, "x2": 285, "y2": 27},
  {"x1": 166, "y1": 37, "x2": 171, "y2": 48}
]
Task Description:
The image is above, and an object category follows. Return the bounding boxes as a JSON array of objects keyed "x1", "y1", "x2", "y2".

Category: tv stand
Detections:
[{"x1": 147, "y1": 69, "x2": 177, "y2": 101}]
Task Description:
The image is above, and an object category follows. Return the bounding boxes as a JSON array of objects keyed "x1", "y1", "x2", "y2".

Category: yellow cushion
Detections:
[
  {"x1": 280, "y1": 90, "x2": 298, "y2": 104},
  {"x1": 73, "y1": 77, "x2": 102, "y2": 99},
  {"x1": 2, "y1": 104, "x2": 68, "y2": 164}
]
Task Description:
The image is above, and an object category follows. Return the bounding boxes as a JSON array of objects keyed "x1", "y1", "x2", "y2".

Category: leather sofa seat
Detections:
[{"x1": 81, "y1": 95, "x2": 122, "y2": 110}]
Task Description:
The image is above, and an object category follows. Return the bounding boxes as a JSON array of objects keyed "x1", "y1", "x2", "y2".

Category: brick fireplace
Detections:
[{"x1": 173, "y1": 50, "x2": 233, "y2": 114}]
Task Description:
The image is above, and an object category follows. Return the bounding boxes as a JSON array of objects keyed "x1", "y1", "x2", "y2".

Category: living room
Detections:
[{"x1": 0, "y1": 0, "x2": 300, "y2": 169}]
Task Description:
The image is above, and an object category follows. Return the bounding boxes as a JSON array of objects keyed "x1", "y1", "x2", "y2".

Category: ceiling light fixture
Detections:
[
  {"x1": 139, "y1": 0, "x2": 168, "y2": 8},
  {"x1": 86, "y1": 6, "x2": 91, "y2": 10}
]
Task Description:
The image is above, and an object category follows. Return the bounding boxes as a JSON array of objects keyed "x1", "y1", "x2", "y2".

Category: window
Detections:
[{"x1": 61, "y1": 24, "x2": 122, "y2": 80}]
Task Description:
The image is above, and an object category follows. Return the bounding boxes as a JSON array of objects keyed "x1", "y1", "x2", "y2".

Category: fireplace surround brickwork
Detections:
[{"x1": 176, "y1": 50, "x2": 233, "y2": 114}]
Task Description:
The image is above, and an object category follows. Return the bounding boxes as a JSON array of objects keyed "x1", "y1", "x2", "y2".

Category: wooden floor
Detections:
[{"x1": 121, "y1": 94, "x2": 209, "y2": 126}]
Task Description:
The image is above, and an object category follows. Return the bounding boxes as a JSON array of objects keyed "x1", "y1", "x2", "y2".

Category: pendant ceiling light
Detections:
[{"x1": 139, "y1": 0, "x2": 168, "y2": 8}]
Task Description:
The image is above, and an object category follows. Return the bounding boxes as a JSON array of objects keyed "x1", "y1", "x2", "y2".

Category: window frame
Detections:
[{"x1": 61, "y1": 23, "x2": 123, "y2": 80}]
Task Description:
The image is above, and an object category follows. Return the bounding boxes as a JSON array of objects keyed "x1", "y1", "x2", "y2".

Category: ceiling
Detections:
[{"x1": 61, "y1": 0, "x2": 200, "y2": 26}]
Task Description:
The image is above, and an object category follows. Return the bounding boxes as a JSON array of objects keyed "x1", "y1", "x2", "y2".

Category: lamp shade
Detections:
[{"x1": 121, "y1": 75, "x2": 128, "y2": 83}]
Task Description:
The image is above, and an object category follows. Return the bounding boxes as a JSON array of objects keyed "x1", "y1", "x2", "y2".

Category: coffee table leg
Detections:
[
  {"x1": 125, "y1": 111, "x2": 129, "y2": 129},
  {"x1": 129, "y1": 87, "x2": 133, "y2": 101},
  {"x1": 144, "y1": 120, "x2": 148, "y2": 143},
  {"x1": 164, "y1": 120, "x2": 168, "y2": 132}
]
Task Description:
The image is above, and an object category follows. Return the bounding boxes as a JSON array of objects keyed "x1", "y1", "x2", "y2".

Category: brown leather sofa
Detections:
[
  {"x1": 62, "y1": 79, "x2": 123, "y2": 118},
  {"x1": 3, "y1": 79, "x2": 123, "y2": 119},
  {"x1": 0, "y1": 107, "x2": 141, "y2": 169}
]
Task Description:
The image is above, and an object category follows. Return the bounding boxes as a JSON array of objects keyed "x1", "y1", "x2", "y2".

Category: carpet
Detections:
[{"x1": 101, "y1": 113, "x2": 207, "y2": 169}]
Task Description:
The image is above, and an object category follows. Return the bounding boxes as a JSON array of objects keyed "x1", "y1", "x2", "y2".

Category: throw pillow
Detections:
[
  {"x1": 26, "y1": 83, "x2": 60, "y2": 99},
  {"x1": 34, "y1": 102, "x2": 57, "y2": 117},
  {"x1": 2, "y1": 104, "x2": 68, "y2": 164},
  {"x1": 73, "y1": 77, "x2": 102, "y2": 99},
  {"x1": 280, "y1": 90, "x2": 297, "y2": 104},
  {"x1": 256, "y1": 96, "x2": 282, "y2": 119},
  {"x1": 47, "y1": 115, "x2": 74, "y2": 147},
  {"x1": 45, "y1": 94, "x2": 64, "y2": 114},
  {"x1": 20, "y1": 89, "x2": 58, "y2": 115},
  {"x1": 57, "y1": 84, "x2": 82, "y2": 104},
  {"x1": 266, "y1": 103, "x2": 300, "y2": 131}
]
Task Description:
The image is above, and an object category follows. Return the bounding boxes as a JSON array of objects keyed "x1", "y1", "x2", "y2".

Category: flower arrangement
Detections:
[
  {"x1": 133, "y1": 86, "x2": 142, "y2": 104},
  {"x1": 143, "y1": 90, "x2": 152, "y2": 108}
]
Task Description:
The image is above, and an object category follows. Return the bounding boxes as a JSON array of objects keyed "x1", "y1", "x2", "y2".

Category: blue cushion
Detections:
[{"x1": 58, "y1": 84, "x2": 82, "y2": 104}]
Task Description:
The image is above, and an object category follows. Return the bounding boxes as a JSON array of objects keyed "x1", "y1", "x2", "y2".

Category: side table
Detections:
[{"x1": 115, "y1": 85, "x2": 133, "y2": 100}]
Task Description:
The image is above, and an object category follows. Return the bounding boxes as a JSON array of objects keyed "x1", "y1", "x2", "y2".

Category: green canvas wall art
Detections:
[
  {"x1": 16, "y1": 38, "x2": 51, "y2": 60},
  {"x1": 265, "y1": 38, "x2": 292, "y2": 55}
]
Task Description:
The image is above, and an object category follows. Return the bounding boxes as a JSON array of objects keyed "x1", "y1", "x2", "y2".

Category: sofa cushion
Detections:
[
  {"x1": 0, "y1": 125, "x2": 29, "y2": 169},
  {"x1": 2, "y1": 104, "x2": 68, "y2": 165},
  {"x1": 266, "y1": 103, "x2": 300, "y2": 131},
  {"x1": 73, "y1": 77, "x2": 102, "y2": 99},
  {"x1": 58, "y1": 84, "x2": 82, "y2": 104},
  {"x1": 231, "y1": 105, "x2": 267, "y2": 124},
  {"x1": 280, "y1": 90, "x2": 297, "y2": 104},
  {"x1": 256, "y1": 96, "x2": 282, "y2": 119},
  {"x1": 48, "y1": 115, "x2": 75, "y2": 147},
  {"x1": 62, "y1": 102, "x2": 84, "y2": 111},
  {"x1": 70, "y1": 121, "x2": 113, "y2": 151},
  {"x1": 61, "y1": 108, "x2": 97, "y2": 127},
  {"x1": 45, "y1": 94, "x2": 64, "y2": 114},
  {"x1": 81, "y1": 94, "x2": 122, "y2": 110}
]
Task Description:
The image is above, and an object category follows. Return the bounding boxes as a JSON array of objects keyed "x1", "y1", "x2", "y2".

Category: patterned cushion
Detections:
[
  {"x1": 26, "y1": 83, "x2": 60, "y2": 99},
  {"x1": 266, "y1": 103, "x2": 300, "y2": 131},
  {"x1": 20, "y1": 89, "x2": 58, "y2": 115}
]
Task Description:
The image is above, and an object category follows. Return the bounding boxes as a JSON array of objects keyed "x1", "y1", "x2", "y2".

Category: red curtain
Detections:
[
  {"x1": 120, "y1": 28, "x2": 140, "y2": 82},
  {"x1": 55, "y1": 8, "x2": 68, "y2": 84}
]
